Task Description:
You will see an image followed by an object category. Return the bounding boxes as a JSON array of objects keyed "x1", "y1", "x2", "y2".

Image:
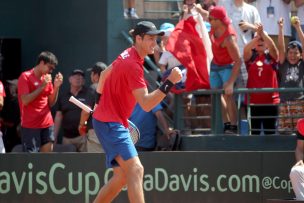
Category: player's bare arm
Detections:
[{"x1": 133, "y1": 67, "x2": 182, "y2": 112}]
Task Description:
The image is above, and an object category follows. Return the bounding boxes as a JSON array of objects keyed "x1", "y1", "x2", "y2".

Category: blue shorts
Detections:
[
  {"x1": 92, "y1": 118, "x2": 138, "y2": 168},
  {"x1": 210, "y1": 63, "x2": 233, "y2": 88},
  {"x1": 21, "y1": 125, "x2": 54, "y2": 152}
]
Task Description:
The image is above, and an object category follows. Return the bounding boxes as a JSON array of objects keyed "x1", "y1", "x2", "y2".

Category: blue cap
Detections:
[
  {"x1": 288, "y1": 41, "x2": 303, "y2": 53},
  {"x1": 160, "y1": 22, "x2": 175, "y2": 31}
]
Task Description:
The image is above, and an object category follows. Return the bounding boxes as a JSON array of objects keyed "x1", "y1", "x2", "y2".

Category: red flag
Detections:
[{"x1": 166, "y1": 16, "x2": 211, "y2": 91}]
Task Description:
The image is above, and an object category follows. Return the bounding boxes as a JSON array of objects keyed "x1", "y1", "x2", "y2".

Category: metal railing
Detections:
[{"x1": 174, "y1": 88, "x2": 304, "y2": 135}]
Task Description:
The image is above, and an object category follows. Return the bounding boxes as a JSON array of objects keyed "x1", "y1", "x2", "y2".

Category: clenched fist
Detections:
[
  {"x1": 54, "y1": 72, "x2": 63, "y2": 88},
  {"x1": 167, "y1": 67, "x2": 182, "y2": 84}
]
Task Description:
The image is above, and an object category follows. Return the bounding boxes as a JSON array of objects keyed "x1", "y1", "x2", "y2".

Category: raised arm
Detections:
[
  {"x1": 257, "y1": 24, "x2": 278, "y2": 60},
  {"x1": 48, "y1": 72, "x2": 63, "y2": 107},
  {"x1": 292, "y1": 16, "x2": 304, "y2": 59},
  {"x1": 278, "y1": 18, "x2": 286, "y2": 64},
  {"x1": 243, "y1": 37, "x2": 258, "y2": 62}
]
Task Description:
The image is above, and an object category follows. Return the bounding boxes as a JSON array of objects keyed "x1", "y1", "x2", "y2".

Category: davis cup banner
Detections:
[{"x1": 0, "y1": 152, "x2": 295, "y2": 203}]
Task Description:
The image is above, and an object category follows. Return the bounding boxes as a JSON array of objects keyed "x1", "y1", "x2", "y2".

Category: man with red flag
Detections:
[{"x1": 166, "y1": 3, "x2": 212, "y2": 92}]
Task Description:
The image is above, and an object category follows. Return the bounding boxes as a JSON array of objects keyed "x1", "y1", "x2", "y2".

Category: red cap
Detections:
[
  {"x1": 297, "y1": 118, "x2": 304, "y2": 136},
  {"x1": 209, "y1": 6, "x2": 231, "y2": 25}
]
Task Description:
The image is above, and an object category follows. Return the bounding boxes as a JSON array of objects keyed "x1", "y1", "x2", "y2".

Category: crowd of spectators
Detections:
[{"x1": 142, "y1": 0, "x2": 304, "y2": 136}]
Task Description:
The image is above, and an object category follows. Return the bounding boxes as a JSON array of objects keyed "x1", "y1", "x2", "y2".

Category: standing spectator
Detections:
[
  {"x1": 277, "y1": 17, "x2": 304, "y2": 133},
  {"x1": 79, "y1": 62, "x2": 106, "y2": 152},
  {"x1": 129, "y1": 103, "x2": 176, "y2": 151},
  {"x1": 209, "y1": 6, "x2": 242, "y2": 133},
  {"x1": 243, "y1": 23, "x2": 279, "y2": 135},
  {"x1": 218, "y1": 0, "x2": 260, "y2": 88},
  {"x1": 0, "y1": 80, "x2": 5, "y2": 153},
  {"x1": 1, "y1": 79, "x2": 20, "y2": 152},
  {"x1": 252, "y1": 0, "x2": 292, "y2": 46},
  {"x1": 290, "y1": 118, "x2": 304, "y2": 200},
  {"x1": 54, "y1": 69, "x2": 94, "y2": 152},
  {"x1": 92, "y1": 21, "x2": 181, "y2": 203},
  {"x1": 18, "y1": 51, "x2": 63, "y2": 152}
]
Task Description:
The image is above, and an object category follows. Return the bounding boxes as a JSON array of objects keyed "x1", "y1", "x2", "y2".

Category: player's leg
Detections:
[
  {"x1": 115, "y1": 155, "x2": 145, "y2": 203},
  {"x1": 93, "y1": 166, "x2": 127, "y2": 203}
]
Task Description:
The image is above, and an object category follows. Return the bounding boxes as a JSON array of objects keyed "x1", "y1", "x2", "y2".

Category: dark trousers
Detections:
[{"x1": 250, "y1": 105, "x2": 278, "y2": 135}]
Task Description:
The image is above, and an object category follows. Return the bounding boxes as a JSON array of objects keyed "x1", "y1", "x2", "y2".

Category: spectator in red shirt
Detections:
[
  {"x1": 243, "y1": 23, "x2": 279, "y2": 135},
  {"x1": 209, "y1": 6, "x2": 242, "y2": 133},
  {"x1": 17, "y1": 51, "x2": 63, "y2": 152}
]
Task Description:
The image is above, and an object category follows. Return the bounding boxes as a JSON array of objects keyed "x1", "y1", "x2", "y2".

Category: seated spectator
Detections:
[
  {"x1": 54, "y1": 69, "x2": 94, "y2": 152},
  {"x1": 243, "y1": 23, "x2": 279, "y2": 135},
  {"x1": 129, "y1": 103, "x2": 176, "y2": 151},
  {"x1": 277, "y1": 17, "x2": 304, "y2": 134},
  {"x1": 79, "y1": 62, "x2": 107, "y2": 153}
]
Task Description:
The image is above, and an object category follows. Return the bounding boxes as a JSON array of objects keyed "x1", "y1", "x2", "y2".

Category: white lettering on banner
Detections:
[{"x1": 0, "y1": 164, "x2": 294, "y2": 203}]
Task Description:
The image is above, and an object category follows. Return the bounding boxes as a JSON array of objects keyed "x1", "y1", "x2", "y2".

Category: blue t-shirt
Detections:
[{"x1": 129, "y1": 103, "x2": 163, "y2": 149}]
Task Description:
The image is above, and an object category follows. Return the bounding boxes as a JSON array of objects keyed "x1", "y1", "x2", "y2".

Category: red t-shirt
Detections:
[
  {"x1": 209, "y1": 25, "x2": 236, "y2": 66},
  {"x1": 246, "y1": 53, "x2": 280, "y2": 104},
  {"x1": 93, "y1": 47, "x2": 146, "y2": 127},
  {"x1": 18, "y1": 68, "x2": 54, "y2": 128},
  {"x1": 0, "y1": 81, "x2": 6, "y2": 97}
]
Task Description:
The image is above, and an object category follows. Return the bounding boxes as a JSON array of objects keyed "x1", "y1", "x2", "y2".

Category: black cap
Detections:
[
  {"x1": 133, "y1": 21, "x2": 164, "y2": 36},
  {"x1": 86, "y1": 62, "x2": 107, "y2": 75},
  {"x1": 70, "y1": 69, "x2": 85, "y2": 77}
]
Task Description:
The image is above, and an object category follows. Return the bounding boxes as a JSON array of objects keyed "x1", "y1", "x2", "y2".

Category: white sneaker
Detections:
[
  {"x1": 130, "y1": 10, "x2": 139, "y2": 19},
  {"x1": 123, "y1": 9, "x2": 129, "y2": 19},
  {"x1": 124, "y1": 8, "x2": 139, "y2": 19}
]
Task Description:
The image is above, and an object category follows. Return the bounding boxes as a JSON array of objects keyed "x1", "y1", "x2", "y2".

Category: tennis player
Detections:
[{"x1": 92, "y1": 21, "x2": 182, "y2": 203}]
